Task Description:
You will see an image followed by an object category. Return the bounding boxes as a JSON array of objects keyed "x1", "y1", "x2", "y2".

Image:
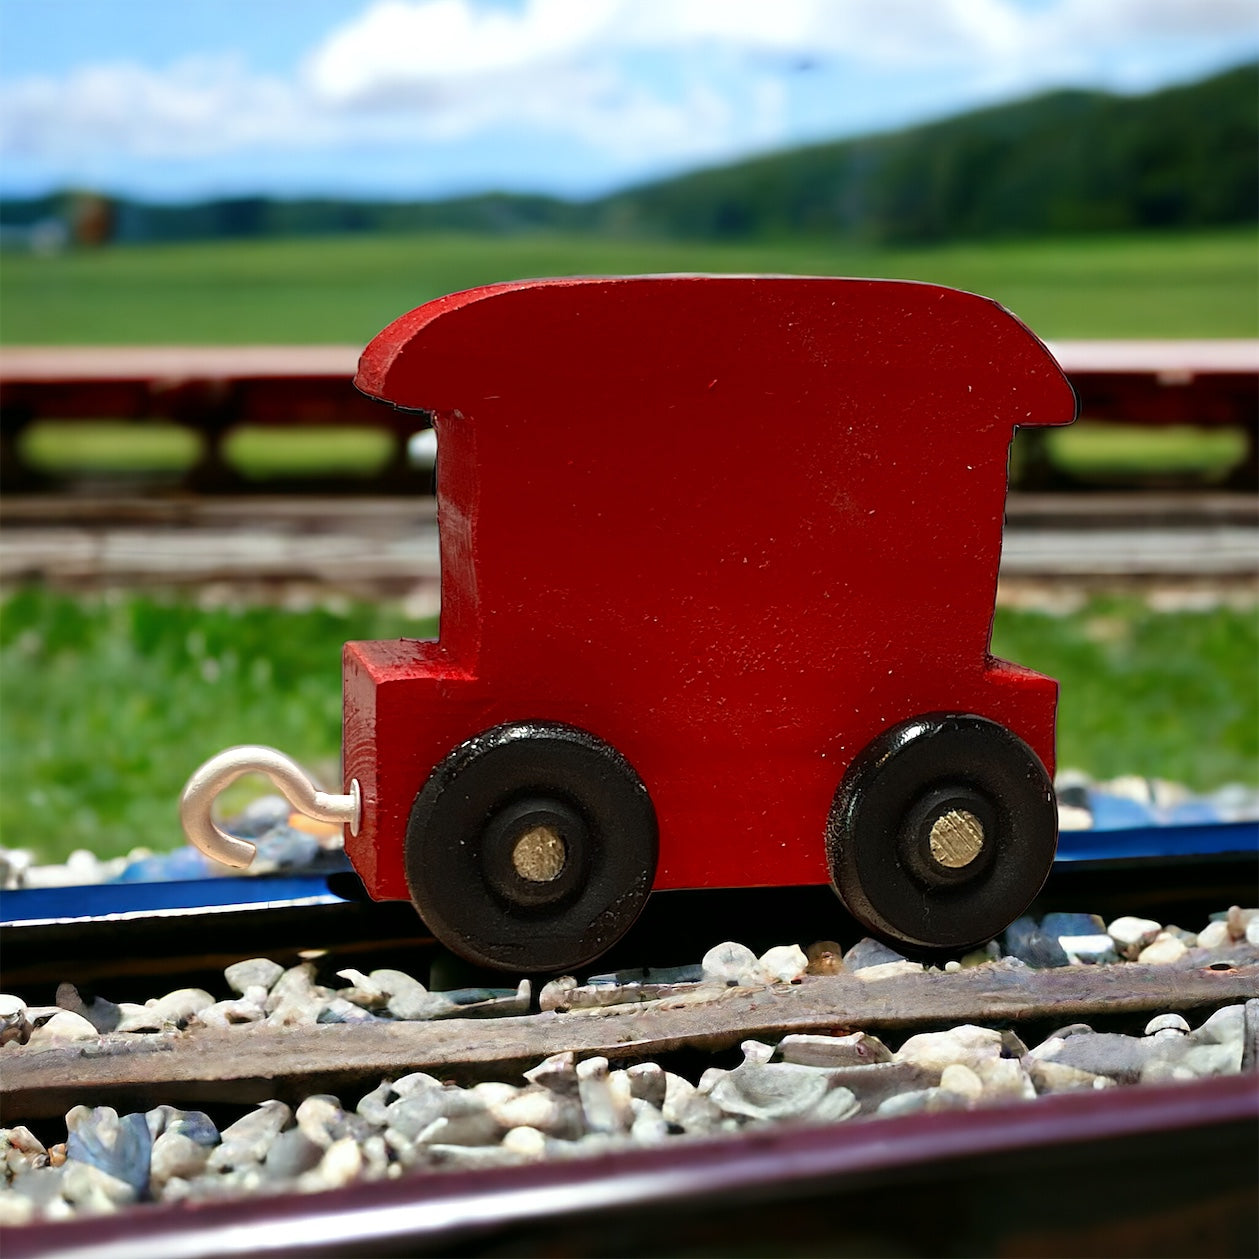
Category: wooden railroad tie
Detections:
[{"x1": 4, "y1": 952, "x2": 1255, "y2": 1120}]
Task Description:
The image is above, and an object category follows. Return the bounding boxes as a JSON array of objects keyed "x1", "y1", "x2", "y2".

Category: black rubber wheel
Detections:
[
  {"x1": 826, "y1": 713, "x2": 1057, "y2": 951},
  {"x1": 405, "y1": 721, "x2": 658, "y2": 972}
]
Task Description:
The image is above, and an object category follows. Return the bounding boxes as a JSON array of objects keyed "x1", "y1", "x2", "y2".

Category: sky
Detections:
[{"x1": 1, "y1": 0, "x2": 1256, "y2": 203}]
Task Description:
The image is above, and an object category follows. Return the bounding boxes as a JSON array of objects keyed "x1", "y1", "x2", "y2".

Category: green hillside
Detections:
[
  {"x1": 2, "y1": 63, "x2": 1254, "y2": 247},
  {"x1": 600, "y1": 63, "x2": 1258, "y2": 242}
]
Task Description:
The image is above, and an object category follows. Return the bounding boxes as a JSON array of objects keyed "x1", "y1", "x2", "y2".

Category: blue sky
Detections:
[{"x1": 1, "y1": 0, "x2": 1255, "y2": 202}]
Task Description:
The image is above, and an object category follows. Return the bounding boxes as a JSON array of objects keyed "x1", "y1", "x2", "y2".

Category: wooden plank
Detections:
[
  {"x1": 5, "y1": 342, "x2": 1257, "y2": 384},
  {"x1": 0, "y1": 346, "x2": 361, "y2": 383},
  {"x1": 1047, "y1": 340, "x2": 1259, "y2": 375},
  {"x1": 5, "y1": 954, "x2": 1255, "y2": 1119}
]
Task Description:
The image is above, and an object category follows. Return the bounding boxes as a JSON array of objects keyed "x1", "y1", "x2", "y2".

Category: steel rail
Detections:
[{"x1": 3, "y1": 1073, "x2": 1254, "y2": 1259}]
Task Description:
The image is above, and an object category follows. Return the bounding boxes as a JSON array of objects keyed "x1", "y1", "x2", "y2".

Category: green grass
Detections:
[
  {"x1": 0, "y1": 590, "x2": 435, "y2": 862},
  {"x1": 1045, "y1": 422, "x2": 1248, "y2": 483},
  {"x1": 17, "y1": 422, "x2": 399, "y2": 479},
  {"x1": 1, "y1": 588, "x2": 1254, "y2": 863},
  {"x1": 18, "y1": 417, "x2": 1249, "y2": 485},
  {"x1": 1, "y1": 227, "x2": 1254, "y2": 345},
  {"x1": 990, "y1": 600, "x2": 1258, "y2": 788}
]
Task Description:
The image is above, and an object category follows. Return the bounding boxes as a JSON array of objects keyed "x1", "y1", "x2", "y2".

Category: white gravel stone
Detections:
[
  {"x1": 629, "y1": 1098, "x2": 670, "y2": 1144},
  {"x1": 701, "y1": 941, "x2": 761, "y2": 986},
  {"x1": 3, "y1": 1126, "x2": 48, "y2": 1178},
  {"x1": 501, "y1": 1126, "x2": 548, "y2": 1158},
  {"x1": 423, "y1": 1143, "x2": 522, "y2": 1170},
  {"x1": 1137, "y1": 934, "x2": 1189, "y2": 965},
  {"x1": 470, "y1": 1081, "x2": 518, "y2": 1108},
  {"x1": 876, "y1": 1089, "x2": 937, "y2": 1117},
  {"x1": 355, "y1": 1082, "x2": 395, "y2": 1126},
  {"x1": 1195, "y1": 1004, "x2": 1245, "y2": 1044},
  {"x1": 1145, "y1": 1013, "x2": 1191, "y2": 1036},
  {"x1": 387, "y1": 989, "x2": 454, "y2": 1022},
  {"x1": 626, "y1": 1062, "x2": 667, "y2": 1108},
  {"x1": 367, "y1": 968, "x2": 427, "y2": 999},
  {"x1": 335, "y1": 969, "x2": 388, "y2": 1009},
  {"x1": 27, "y1": 1010, "x2": 99, "y2": 1044},
  {"x1": 385, "y1": 1094, "x2": 454, "y2": 1142},
  {"x1": 852, "y1": 960, "x2": 924, "y2": 981},
  {"x1": 938, "y1": 1063, "x2": 984, "y2": 1101},
  {"x1": 1107, "y1": 916, "x2": 1162, "y2": 959},
  {"x1": 113, "y1": 1003, "x2": 169, "y2": 1034},
  {"x1": 361, "y1": 1134, "x2": 391, "y2": 1178},
  {"x1": 295, "y1": 1097, "x2": 342, "y2": 1147},
  {"x1": 224, "y1": 958, "x2": 284, "y2": 995},
  {"x1": 538, "y1": 976, "x2": 579, "y2": 1011},
  {"x1": 263, "y1": 965, "x2": 331, "y2": 1025},
  {"x1": 757, "y1": 944, "x2": 808, "y2": 983},
  {"x1": 1025, "y1": 1059, "x2": 1113, "y2": 1094},
  {"x1": 391, "y1": 1071, "x2": 444, "y2": 1099},
  {"x1": 61, "y1": 1161, "x2": 135, "y2": 1209},
  {"x1": 896, "y1": 1025, "x2": 1003, "y2": 1072},
  {"x1": 1227, "y1": 907, "x2": 1259, "y2": 940},
  {"x1": 709, "y1": 1062, "x2": 854, "y2": 1123},
  {"x1": 926, "y1": 1088, "x2": 974, "y2": 1113},
  {"x1": 739, "y1": 1040, "x2": 775, "y2": 1065},
  {"x1": 1060, "y1": 934, "x2": 1118, "y2": 964},
  {"x1": 191, "y1": 998, "x2": 266, "y2": 1030},
  {"x1": 211, "y1": 1101, "x2": 292, "y2": 1168},
  {"x1": 150, "y1": 1131, "x2": 211, "y2": 1189},
  {"x1": 696, "y1": 1067, "x2": 725, "y2": 1096},
  {"x1": 1057, "y1": 804, "x2": 1093, "y2": 831},
  {"x1": 974, "y1": 1057, "x2": 1036, "y2": 1101},
  {"x1": 313, "y1": 1137, "x2": 362, "y2": 1189},
  {"x1": 488, "y1": 1089, "x2": 581, "y2": 1139},
  {"x1": 0, "y1": 994, "x2": 29, "y2": 1037},
  {"x1": 778, "y1": 1032, "x2": 892, "y2": 1068},
  {"x1": 576, "y1": 1057, "x2": 633, "y2": 1135},
  {"x1": 1196, "y1": 920, "x2": 1231, "y2": 949},
  {"x1": 662, "y1": 1073, "x2": 722, "y2": 1133},
  {"x1": 416, "y1": 1110, "x2": 502, "y2": 1148},
  {"x1": 0, "y1": 1194, "x2": 34, "y2": 1226},
  {"x1": 148, "y1": 988, "x2": 216, "y2": 1023}
]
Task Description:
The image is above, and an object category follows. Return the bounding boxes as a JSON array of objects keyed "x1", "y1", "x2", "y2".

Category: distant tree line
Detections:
[{"x1": 2, "y1": 62, "x2": 1253, "y2": 247}]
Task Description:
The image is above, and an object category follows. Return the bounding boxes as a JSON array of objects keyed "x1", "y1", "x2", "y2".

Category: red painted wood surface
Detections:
[{"x1": 343, "y1": 277, "x2": 1075, "y2": 901}]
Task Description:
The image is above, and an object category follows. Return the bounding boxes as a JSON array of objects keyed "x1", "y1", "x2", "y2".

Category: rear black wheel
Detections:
[
  {"x1": 405, "y1": 721, "x2": 658, "y2": 972},
  {"x1": 826, "y1": 713, "x2": 1057, "y2": 951}
]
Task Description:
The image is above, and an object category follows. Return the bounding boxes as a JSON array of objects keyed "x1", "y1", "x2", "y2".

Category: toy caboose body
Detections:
[{"x1": 183, "y1": 276, "x2": 1077, "y2": 972}]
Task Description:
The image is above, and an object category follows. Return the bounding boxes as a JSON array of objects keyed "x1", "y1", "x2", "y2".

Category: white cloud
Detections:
[
  {"x1": 1, "y1": 56, "x2": 318, "y2": 160},
  {"x1": 1, "y1": 0, "x2": 1254, "y2": 182},
  {"x1": 303, "y1": 0, "x2": 620, "y2": 103}
]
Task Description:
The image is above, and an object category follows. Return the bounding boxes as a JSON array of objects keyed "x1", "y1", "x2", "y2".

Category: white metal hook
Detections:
[{"x1": 179, "y1": 744, "x2": 360, "y2": 869}]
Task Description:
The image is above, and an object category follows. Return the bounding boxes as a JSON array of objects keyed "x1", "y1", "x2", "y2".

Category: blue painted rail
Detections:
[{"x1": 3, "y1": 820, "x2": 1254, "y2": 929}]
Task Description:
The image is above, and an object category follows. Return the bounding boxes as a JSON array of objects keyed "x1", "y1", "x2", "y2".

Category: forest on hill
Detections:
[{"x1": 2, "y1": 61, "x2": 1254, "y2": 247}]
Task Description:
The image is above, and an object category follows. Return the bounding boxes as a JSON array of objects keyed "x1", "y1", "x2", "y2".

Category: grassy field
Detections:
[
  {"x1": 1, "y1": 230, "x2": 1255, "y2": 864},
  {"x1": 18, "y1": 417, "x2": 1249, "y2": 486},
  {"x1": 1, "y1": 227, "x2": 1255, "y2": 345},
  {"x1": 1, "y1": 588, "x2": 1255, "y2": 864}
]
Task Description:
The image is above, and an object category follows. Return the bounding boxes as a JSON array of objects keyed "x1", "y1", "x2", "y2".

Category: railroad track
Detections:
[
  {"x1": 1, "y1": 492, "x2": 1255, "y2": 594},
  {"x1": 2, "y1": 936, "x2": 1256, "y2": 1254},
  {"x1": 2, "y1": 830, "x2": 1256, "y2": 1254},
  {"x1": 4, "y1": 818, "x2": 1255, "y2": 994}
]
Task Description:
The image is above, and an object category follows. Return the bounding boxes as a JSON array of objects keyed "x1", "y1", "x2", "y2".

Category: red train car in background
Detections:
[{"x1": 183, "y1": 276, "x2": 1077, "y2": 972}]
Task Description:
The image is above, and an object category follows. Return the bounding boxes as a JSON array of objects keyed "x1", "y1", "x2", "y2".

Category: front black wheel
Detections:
[
  {"x1": 406, "y1": 721, "x2": 658, "y2": 972},
  {"x1": 826, "y1": 714, "x2": 1057, "y2": 951}
]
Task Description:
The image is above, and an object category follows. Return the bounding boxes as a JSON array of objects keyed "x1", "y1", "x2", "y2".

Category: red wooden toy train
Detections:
[{"x1": 182, "y1": 276, "x2": 1077, "y2": 972}]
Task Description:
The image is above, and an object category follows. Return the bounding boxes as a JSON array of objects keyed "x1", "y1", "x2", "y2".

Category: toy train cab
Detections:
[{"x1": 181, "y1": 276, "x2": 1077, "y2": 972}]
